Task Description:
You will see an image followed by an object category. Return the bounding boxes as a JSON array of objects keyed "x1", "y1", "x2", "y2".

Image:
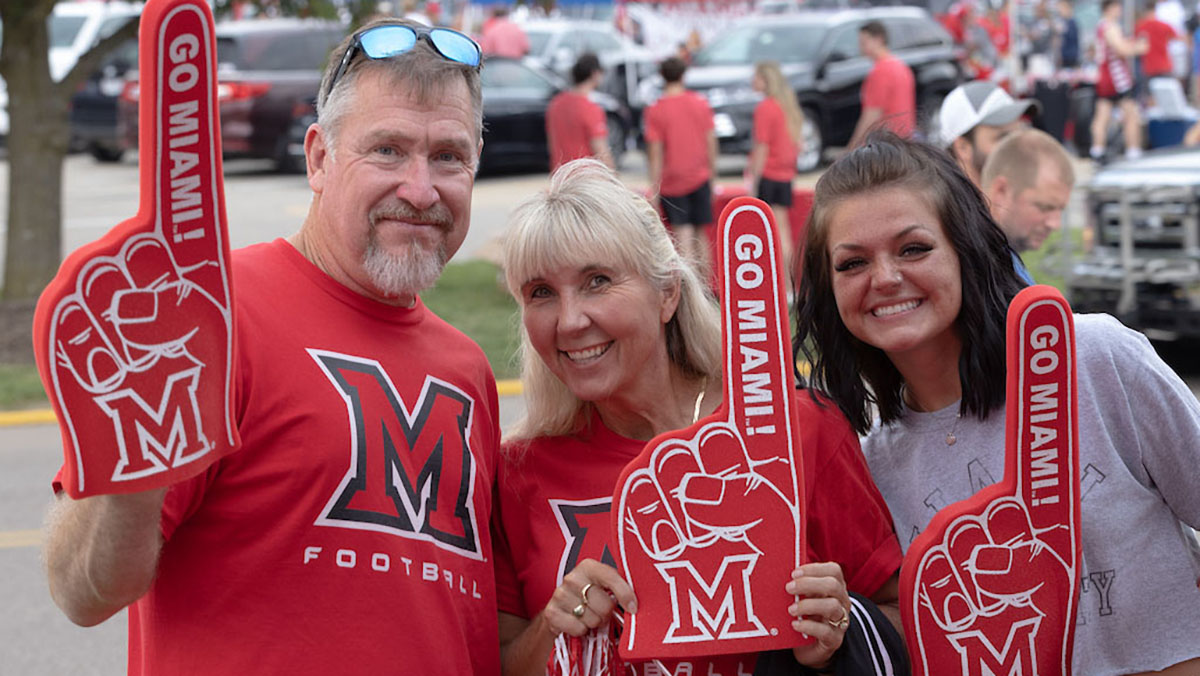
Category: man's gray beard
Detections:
[{"x1": 362, "y1": 236, "x2": 448, "y2": 299}]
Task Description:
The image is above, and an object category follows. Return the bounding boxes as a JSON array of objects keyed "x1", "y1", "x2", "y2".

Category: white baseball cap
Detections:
[{"x1": 937, "y1": 81, "x2": 1041, "y2": 147}]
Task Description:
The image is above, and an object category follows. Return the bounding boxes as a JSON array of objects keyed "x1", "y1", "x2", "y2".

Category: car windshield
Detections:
[
  {"x1": 526, "y1": 29, "x2": 552, "y2": 58},
  {"x1": 692, "y1": 23, "x2": 823, "y2": 66},
  {"x1": 217, "y1": 30, "x2": 341, "y2": 71},
  {"x1": 49, "y1": 15, "x2": 87, "y2": 49}
]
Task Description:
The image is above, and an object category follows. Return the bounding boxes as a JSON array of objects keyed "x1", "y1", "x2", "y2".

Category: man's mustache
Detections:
[{"x1": 368, "y1": 202, "x2": 453, "y2": 230}]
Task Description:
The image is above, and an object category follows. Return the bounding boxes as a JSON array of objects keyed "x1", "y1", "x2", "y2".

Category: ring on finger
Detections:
[
  {"x1": 826, "y1": 606, "x2": 849, "y2": 630},
  {"x1": 580, "y1": 583, "x2": 595, "y2": 606},
  {"x1": 572, "y1": 603, "x2": 587, "y2": 618}
]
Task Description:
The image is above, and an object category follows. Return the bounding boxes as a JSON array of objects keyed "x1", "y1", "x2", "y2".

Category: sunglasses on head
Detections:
[{"x1": 324, "y1": 24, "x2": 482, "y2": 102}]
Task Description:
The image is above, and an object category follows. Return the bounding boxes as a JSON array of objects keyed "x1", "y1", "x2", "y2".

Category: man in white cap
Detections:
[{"x1": 937, "y1": 80, "x2": 1041, "y2": 186}]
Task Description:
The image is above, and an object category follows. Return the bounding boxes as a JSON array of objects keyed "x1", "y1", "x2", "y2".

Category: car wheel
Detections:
[
  {"x1": 606, "y1": 115, "x2": 626, "y2": 170},
  {"x1": 89, "y1": 143, "x2": 124, "y2": 163},
  {"x1": 797, "y1": 108, "x2": 822, "y2": 174}
]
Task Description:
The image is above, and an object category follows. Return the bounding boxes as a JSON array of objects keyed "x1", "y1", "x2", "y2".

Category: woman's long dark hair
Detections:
[{"x1": 794, "y1": 131, "x2": 1026, "y2": 435}]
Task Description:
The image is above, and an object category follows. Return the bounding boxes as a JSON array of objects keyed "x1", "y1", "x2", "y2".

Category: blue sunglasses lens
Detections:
[
  {"x1": 430, "y1": 29, "x2": 482, "y2": 67},
  {"x1": 359, "y1": 25, "x2": 418, "y2": 59}
]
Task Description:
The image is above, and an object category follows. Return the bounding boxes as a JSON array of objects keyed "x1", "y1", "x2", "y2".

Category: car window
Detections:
[
  {"x1": 526, "y1": 30, "x2": 552, "y2": 58},
  {"x1": 824, "y1": 22, "x2": 862, "y2": 61},
  {"x1": 98, "y1": 15, "x2": 134, "y2": 42},
  {"x1": 220, "y1": 29, "x2": 342, "y2": 71},
  {"x1": 882, "y1": 18, "x2": 914, "y2": 50},
  {"x1": 49, "y1": 15, "x2": 87, "y2": 48},
  {"x1": 693, "y1": 23, "x2": 824, "y2": 66},
  {"x1": 906, "y1": 17, "x2": 951, "y2": 48},
  {"x1": 481, "y1": 60, "x2": 555, "y2": 95},
  {"x1": 582, "y1": 30, "x2": 620, "y2": 53}
]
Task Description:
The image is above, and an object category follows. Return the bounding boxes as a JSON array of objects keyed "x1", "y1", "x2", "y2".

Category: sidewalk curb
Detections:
[{"x1": 0, "y1": 380, "x2": 528, "y2": 429}]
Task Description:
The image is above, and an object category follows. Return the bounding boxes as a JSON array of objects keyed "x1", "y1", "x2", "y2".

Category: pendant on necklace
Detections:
[{"x1": 946, "y1": 433, "x2": 957, "y2": 446}]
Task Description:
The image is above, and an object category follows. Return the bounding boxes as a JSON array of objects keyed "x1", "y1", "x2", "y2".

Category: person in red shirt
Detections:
[
  {"x1": 1135, "y1": 0, "x2": 1178, "y2": 80},
  {"x1": 748, "y1": 61, "x2": 803, "y2": 271},
  {"x1": 644, "y1": 56, "x2": 717, "y2": 271},
  {"x1": 545, "y1": 53, "x2": 613, "y2": 172},
  {"x1": 1091, "y1": 0, "x2": 1148, "y2": 161},
  {"x1": 479, "y1": 6, "x2": 529, "y2": 59},
  {"x1": 847, "y1": 20, "x2": 916, "y2": 149}
]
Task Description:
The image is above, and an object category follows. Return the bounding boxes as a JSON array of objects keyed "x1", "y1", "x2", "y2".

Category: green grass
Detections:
[
  {"x1": 1023, "y1": 226, "x2": 1086, "y2": 293},
  {"x1": 422, "y1": 260, "x2": 523, "y2": 380},
  {"x1": 0, "y1": 363, "x2": 48, "y2": 410},
  {"x1": 0, "y1": 262, "x2": 522, "y2": 412}
]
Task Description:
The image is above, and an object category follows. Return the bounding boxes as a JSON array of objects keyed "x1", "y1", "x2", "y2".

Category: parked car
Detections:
[
  {"x1": 1067, "y1": 146, "x2": 1200, "y2": 341},
  {"x1": 70, "y1": 36, "x2": 138, "y2": 162},
  {"x1": 682, "y1": 6, "x2": 961, "y2": 172},
  {"x1": 119, "y1": 18, "x2": 347, "y2": 173},
  {"x1": 519, "y1": 19, "x2": 657, "y2": 120},
  {"x1": 479, "y1": 57, "x2": 630, "y2": 173}
]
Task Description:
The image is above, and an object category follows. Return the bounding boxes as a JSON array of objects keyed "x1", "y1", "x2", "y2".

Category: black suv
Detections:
[
  {"x1": 684, "y1": 7, "x2": 961, "y2": 171},
  {"x1": 120, "y1": 19, "x2": 347, "y2": 173}
]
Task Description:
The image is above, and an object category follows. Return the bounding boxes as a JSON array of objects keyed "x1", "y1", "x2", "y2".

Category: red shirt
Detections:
[
  {"x1": 494, "y1": 393, "x2": 902, "y2": 675},
  {"x1": 861, "y1": 55, "x2": 917, "y2": 138},
  {"x1": 1136, "y1": 17, "x2": 1177, "y2": 77},
  {"x1": 546, "y1": 91, "x2": 608, "y2": 173},
  {"x1": 479, "y1": 18, "x2": 529, "y2": 59},
  {"x1": 67, "y1": 240, "x2": 504, "y2": 676},
  {"x1": 643, "y1": 91, "x2": 714, "y2": 196},
  {"x1": 753, "y1": 97, "x2": 798, "y2": 182}
]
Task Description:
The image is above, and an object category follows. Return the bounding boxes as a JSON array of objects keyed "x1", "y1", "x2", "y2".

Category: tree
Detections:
[
  {"x1": 0, "y1": 0, "x2": 379, "y2": 302},
  {"x1": 0, "y1": 1, "x2": 140, "y2": 301}
]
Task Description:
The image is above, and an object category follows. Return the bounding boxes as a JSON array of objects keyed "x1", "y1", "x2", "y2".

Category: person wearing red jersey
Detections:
[
  {"x1": 848, "y1": 20, "x2": 916, "y2": 149},
  {"x1": 546, "y1": 53, "x2": 613, "y2": 172},
  {"x1": 494, "y1": 159, "x2": 907, "y2": 676},
  {"x1": 1136, "y1": 0, "x2": 1179, "y2": 102},
  {"x1": 479, "y1": 6, "x2": 530, "y2": 59},
  {"x1": 748, "y1": 61, "x2": 803, "y2": 272},
  {"x1": 644, "y1": 56, "x2": 717, "y2": 271},
  {"x1": 1091, "y1": 0, "x2": 1149, "y2": 162},
  {"x1": 43, "y1": 20, "x2": 502, "y2": 675}
]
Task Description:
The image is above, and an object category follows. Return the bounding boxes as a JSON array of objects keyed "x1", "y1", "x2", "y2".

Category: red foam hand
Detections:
[
  {"x1": 32, "y1": 0, "x2": 238, "y2": 498},
  {"x1": 901, "y1": 286, "x2": 1082, "y2": 675},
  {"x1": 612, "y1": 197, "x2": 806, "y2": 660}
]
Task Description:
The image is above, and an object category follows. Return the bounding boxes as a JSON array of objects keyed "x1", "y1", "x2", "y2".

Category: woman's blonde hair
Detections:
[
  {"x1": 503, "y1": 159, "x2": 722, "y2": 441},
  {"x1": 755, "y1": 61, "x2": 804, "y2": 146}
]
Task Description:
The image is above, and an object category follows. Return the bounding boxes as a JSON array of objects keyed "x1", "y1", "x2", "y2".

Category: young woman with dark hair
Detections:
[{"x1": 795, "y1": 131, "x2": 1200, "y2": 676}]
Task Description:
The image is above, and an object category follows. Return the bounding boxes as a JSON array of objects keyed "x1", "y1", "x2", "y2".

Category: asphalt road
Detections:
[{"x1": 3, "y1": 151, "x2": 1200, "y2": 673}]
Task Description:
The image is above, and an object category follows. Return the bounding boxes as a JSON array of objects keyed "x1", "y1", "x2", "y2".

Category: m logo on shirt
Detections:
[
  {"x1": 551, "y1": 498, "x2": 617, "y2": 581},
  {"x1": 309, "y1": 350, "x2": 482, "y2": 559}
]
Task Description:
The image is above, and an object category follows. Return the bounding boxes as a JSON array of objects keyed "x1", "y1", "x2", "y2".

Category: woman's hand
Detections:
[
  {"x1": 787, "y1": 561, "x2": 852, "y2": 670},
  {"x1": 543, "y1": 559, "x2": 638, "y2": 637}
]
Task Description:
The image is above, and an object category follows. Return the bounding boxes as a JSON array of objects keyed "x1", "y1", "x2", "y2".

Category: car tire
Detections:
[
  {"x1": 797, "y1": 107, "x2": 822, "y2": 174},
  {"x1": 606, "y1": 114, "x2": 626, "y2": 170},
  {"x1": 89, "y1": 144, "x2": 124, "y2": 163}
]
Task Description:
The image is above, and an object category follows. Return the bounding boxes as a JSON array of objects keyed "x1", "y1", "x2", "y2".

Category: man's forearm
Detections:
[{"x1": 45, "y1": 489, "x2": 166, "y2": 626}]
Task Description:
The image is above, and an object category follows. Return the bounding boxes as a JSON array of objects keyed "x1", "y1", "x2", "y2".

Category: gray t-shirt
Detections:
[{"x1": 863, "y1": 314, "x2": 1200, "y2": 675}]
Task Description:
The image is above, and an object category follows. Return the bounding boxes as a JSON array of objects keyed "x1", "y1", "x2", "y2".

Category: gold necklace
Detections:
[
  {"x1": 903, "y1": 385, "x2": 961, "y2": 446},
  {"x1": 692, "y1": 377, "x2": 708, "y2": 424}
]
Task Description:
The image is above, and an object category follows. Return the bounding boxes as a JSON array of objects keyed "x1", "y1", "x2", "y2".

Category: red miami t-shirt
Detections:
[
  {"x1": 861, "y1": 55, "x2": 916, "y2": 138},
  {"x1": 1135, "y1": 17, "x2": 1178, "y2": 77},
  {"x1": 52, "y1": 240, "x2": 503, "y2": 676},
  {"x1": 493, "y1": 392, "x2": 902, "y2": 675},
  {"x1": 546, "y1": 91, "x2": 609, "y2": 172},
  {"x1": 753, "y1": 97, "x2": 799, "y2": 182},
  {"x1": 643, "y1": 91, "x2": 715, "y2": 196}
]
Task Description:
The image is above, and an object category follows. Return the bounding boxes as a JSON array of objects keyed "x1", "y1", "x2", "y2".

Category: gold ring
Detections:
[
  {"x1": 580, "y1": 583, "x2": 595, "y2": 606},
  {"x1": 572, "y1": 603, "x2": 586, "y2": 618},
  {"x1": 826, "y1": 607, "x2": 850, "y2": 631}
]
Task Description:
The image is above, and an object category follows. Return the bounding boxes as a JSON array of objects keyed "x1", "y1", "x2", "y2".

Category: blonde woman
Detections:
[{"x1": 748, "y1": 61, "x2": 804, "y2": 269}]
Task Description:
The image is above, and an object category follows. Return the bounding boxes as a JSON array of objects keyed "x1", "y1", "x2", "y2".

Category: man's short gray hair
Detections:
[{"x1": 316, "y1": 18, "x2": 483, "y2": 153}]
